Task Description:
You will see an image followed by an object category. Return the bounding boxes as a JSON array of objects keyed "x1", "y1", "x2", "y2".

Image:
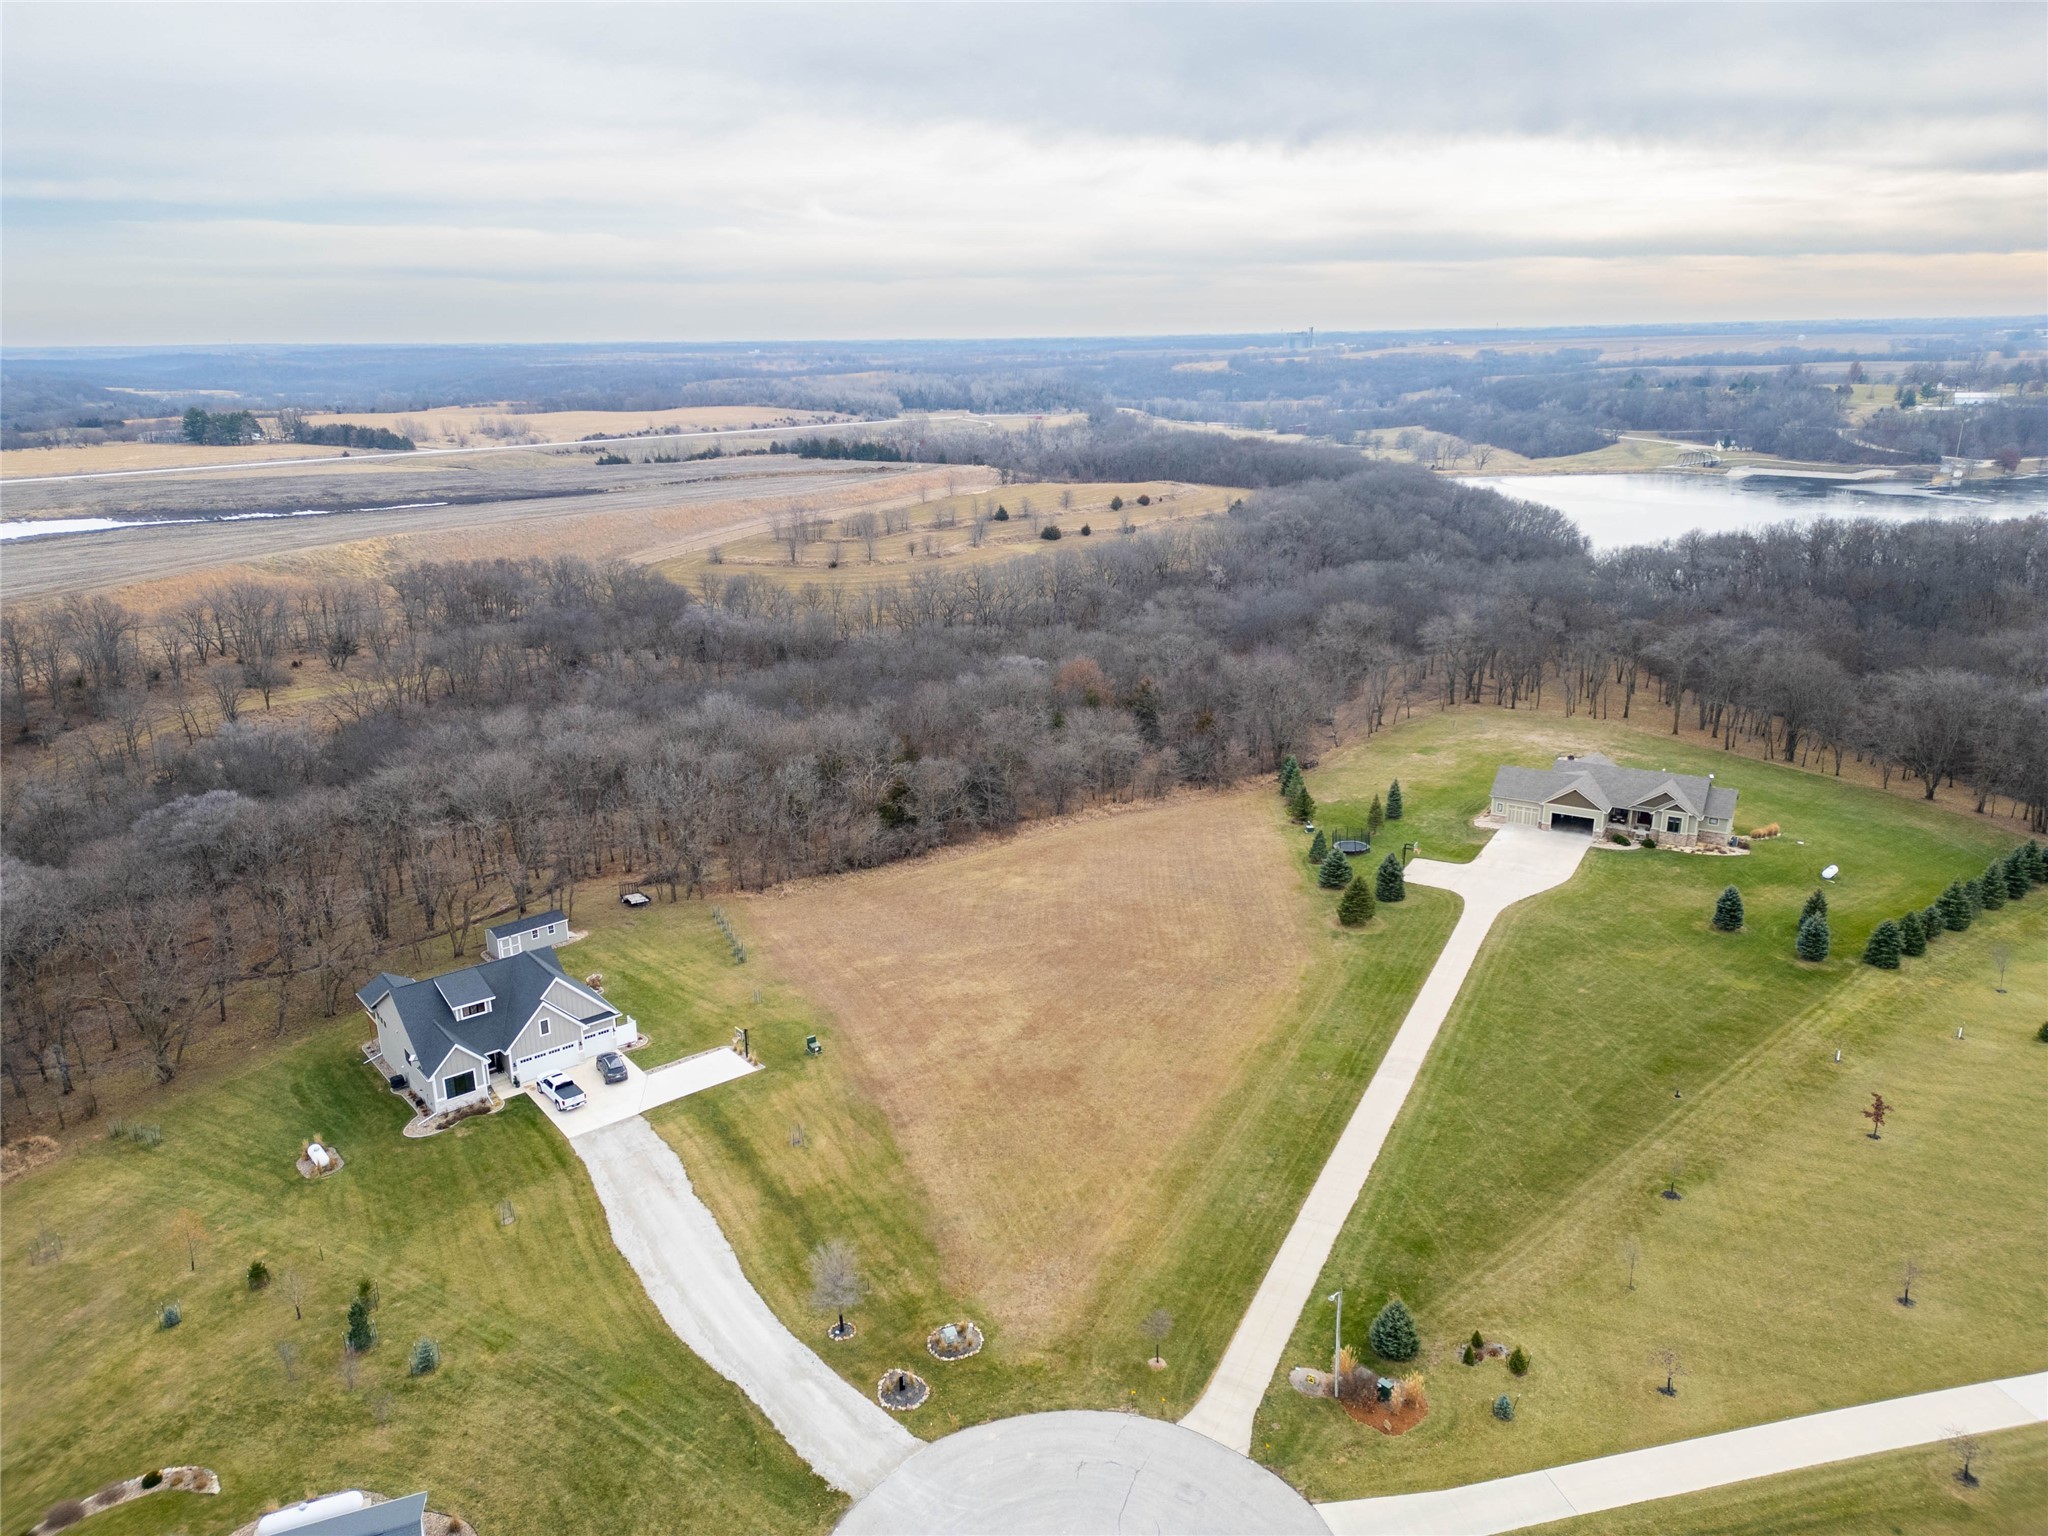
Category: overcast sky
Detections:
[{"x1": 3, "y1": 2, "x2": 2042, "y2": 344}]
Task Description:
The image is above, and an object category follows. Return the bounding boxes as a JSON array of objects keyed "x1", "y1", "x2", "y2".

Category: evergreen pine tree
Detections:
[
  {"x1": 1978, "y1": 862, "x2": 2006, "y2": 911},
  {"x1": 1711, "y1": 886, "x2": 1744, "y2": 932},
  {"x1": 1308, "y1": 829, "x2": 1329, "y2": 864},
  {"x1": 346, "y1": 1298, "x2": 376, "y2": 1353},
  {"x1": 1367, "y1": 795, "x2": 1385, "y2": 835},
  {"x1": 1964, "y1": 877, "x2": 1984, "y2": 916},
  {"x1": 1375, "y1": 852, "x2": 1407, "y2": 903},
  {"x1": 1289, "y1": 782, "x2": 1315, "y2": 823},
  {"x1": 1368, "y1": 1297, "x2": 1420, "y2": 1361},
  {"x1": 1318, "y1": 845, "x2": 1352, "y2": 890},
  {"x1": 1279, "y1": 755, "x2": 1300, "y2": 787},
  {"x1": 1338, "y1": 875, "x2": 1377, "y2": 926},
  {"x1": 1862, "y1": 919, "x2": 1903, "y2": 969},
  {"x1": 1386, "y1": 780, "x2": 1404, "y2": 820},
  {"x1": 1920, "y1": 903, "x2": 1943, "y2": 944},
  {"x1": 1796, "y1": 910, "x2": 1831, "y2": 962},
  {"x1": 2026, "y1": 840, "x2": 2046, "y2": 884},
  {"x1": 1801, "y1": 888, "x2": 1828, "y2": 923},
  {"x1": 1938, "y1": 881, "x2": 1971, "y2": 931},
  {"x1": 2004, "y1": 851, "x2": 2029, "y2": 900},
  {"x1": 1899, "y1": 909, "x2": 1927, "y2": 957}
]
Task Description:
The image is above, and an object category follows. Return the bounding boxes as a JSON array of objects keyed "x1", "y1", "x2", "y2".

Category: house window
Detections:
[
  {"x1": 443, "y1": 1070, "x2": 477, "y2": 1099},
  {"x1": 1666, "y1": 816, "x2": 1683, "y2": 834},
  {"x1": 455, "y1": 1000, "x2": 492, "y2": 1020},
  {"x1": 539, "y1": 1019, "x2": 551, "y2": 1037}
]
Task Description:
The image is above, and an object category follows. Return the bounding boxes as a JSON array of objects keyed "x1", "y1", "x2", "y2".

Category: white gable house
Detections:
[
  {"x1": 1489, "y1": 753, "x2": 1738, "y2": 848},
  {"x1": 358, "y1": 948, "x2": 623, "y2": 1113}
]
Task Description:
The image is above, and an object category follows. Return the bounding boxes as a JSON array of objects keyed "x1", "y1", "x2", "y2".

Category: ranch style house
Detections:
[
  {"x1": 1490, "y1": 752, "x2": 1738, "y2": 848},
  {"x1": 358, "y1": 943, "x2": 625, "y2": 1114}
]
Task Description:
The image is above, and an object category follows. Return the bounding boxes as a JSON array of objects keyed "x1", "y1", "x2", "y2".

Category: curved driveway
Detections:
[{"x1": 1181, "y1": 824, "x2": 1592, "y2": 1453}]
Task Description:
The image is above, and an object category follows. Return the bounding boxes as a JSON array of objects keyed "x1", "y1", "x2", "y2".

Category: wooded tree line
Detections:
[{"x1": 2, "y1": 431, "x2": 2043, "y2": 1128}]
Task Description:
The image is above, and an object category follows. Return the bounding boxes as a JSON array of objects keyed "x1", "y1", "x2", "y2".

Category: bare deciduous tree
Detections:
[
  {"x1": 276, "y1": 1339, "x2": 299, "y2": 1382},
  {"x1": 1141, "y1": 1307, "x2": 1173, "y2": 1364},
  {"x1": 807, "y1": 1239, "x2": 865, "y2": 1338}
]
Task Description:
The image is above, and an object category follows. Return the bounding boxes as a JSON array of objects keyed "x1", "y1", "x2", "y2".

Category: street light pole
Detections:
[{"x1": 1328, "y1": 1290, "x2": 1342, "y2": 1394}]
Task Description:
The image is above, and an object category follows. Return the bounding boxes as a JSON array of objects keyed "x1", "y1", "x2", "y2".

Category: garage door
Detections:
[
  {"x1": 1549, "y1": 813, "x2": 1596, "y2": 834},
  {"x1": 1507, "y1": 802, "x2": 1541, "y2": 826},
  {"x1": 515, "y1": 1041, "x2": 580, "y2": 1082}
]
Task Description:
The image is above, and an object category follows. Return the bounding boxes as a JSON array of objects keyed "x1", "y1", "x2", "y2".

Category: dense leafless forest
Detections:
[{"x1": 3, "y1": 424, "x2": 2044, "y2": 1129}]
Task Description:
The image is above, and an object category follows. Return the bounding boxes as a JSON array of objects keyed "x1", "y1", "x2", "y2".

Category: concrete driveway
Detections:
[
  {"x1": 1183, "y1": 824, "x2": 1590, "y2": 1453},
  {"x1": 836, "y1": 1411, "x2": 1328, "y2": 1534},
  {"x1": 524, "y1": 1046, "x2": 758, "y2": 1138},
  {"x1": 575, "y1": 1118, "x2": 920, "y2": 1497}
]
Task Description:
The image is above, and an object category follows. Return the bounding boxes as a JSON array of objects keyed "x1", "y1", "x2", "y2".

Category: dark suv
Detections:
[{"x1": 596, "y1": 1050, "x2": 630, "y2": 1085}]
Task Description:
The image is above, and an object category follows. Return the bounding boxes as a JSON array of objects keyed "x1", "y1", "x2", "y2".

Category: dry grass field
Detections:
[
  {"x1": 656, "y1": 480, "x2": 1239, "y2": 591},
  {"x1": 301, "y1": 403, "x2": 844, "y2": 446},
  {"x1": 742, "y1": 790, "x2": 1322, "y2": 1350},
  {"x1": 1, "y1": 440, "x2": 347, "y2": 477}
]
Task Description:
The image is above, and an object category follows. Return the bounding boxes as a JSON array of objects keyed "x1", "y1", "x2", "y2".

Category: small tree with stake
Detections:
[
  {"x1": 1950, "y1": 1429, "x2": 1983, "y2": 1487},
  {"x1": 1652, "y1": 1346, "x2": 1686, "y2": 1397},
  {"x1": 808, "y1": 1239, "x2": 865, "y2": 1341},
  {"x1": 1318, "y1": 845, "x2": 1352, "y2": 890},
  {"x1": 1864, "y1": 1092, "x2": 1891, "y2": 1140},
  {"x1": 1711, "y1": 886, "x2": 1744, "y2": 932},
  {"x1": 1898, "y1": 1258, "x2": 1919, "y2": 1308},
  {"x1": 1141, "y1": 1307, "x2": 1173, "y2": 1365},
  {"x1": 1375, "y1": 853, "x2": 1407, "y2": 903}
]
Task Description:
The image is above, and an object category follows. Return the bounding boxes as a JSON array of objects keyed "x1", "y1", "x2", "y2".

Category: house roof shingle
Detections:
[
  {"x1": 484, "y1": 908, "x2": 566, "y2": 941},
  {"x1": 1489, "y1": 753, "x2": 1737, "y2": 823},
  {"x1": 369, "y1": 949, "x2": 612, "y2": 1076}
]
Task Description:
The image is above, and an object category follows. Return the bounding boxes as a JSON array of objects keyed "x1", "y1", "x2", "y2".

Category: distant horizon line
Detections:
[{"x1": 7, "y1": 314, "x2": 2046, "y2": 358}]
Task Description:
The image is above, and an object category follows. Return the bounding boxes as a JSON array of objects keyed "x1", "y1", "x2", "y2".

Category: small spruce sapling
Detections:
[
  {"x1": 1492, "y1": 1393, "x2": 1515, "y2": 1421},
  {"x1": 346, "y1": 1297, "x2": 376, "y2": 1353},
  {"x1": 1801, "y1": 888, "x2": 1828, "y2": 923},
  {"x1": 1862, "y1": 919, "x2": 1903, "y2": 970},
  {"x1": 1278, "y1": 754, "x2": 1300, "y2": 787},
  {"x1": 1386, "y1": 780, "x2": 1404, "y2": 820},
  {"x1": 1308, "y1": 829, "x2": 1328, "y2": 865},
  {"x1": 1337, "y1": 876, "x2": 1376, "y2": 926},
  {"x1": 1796, "y1": 909, "x2": 1831, "y2": 962},
  {"x1": 1899, "y1": 909, "x2": 1927, "y2": 957},
  {"x1": 1368, "y1": 1297, "x2": 1420, "y2": 1362},
  {"x1": 1507, "y1": 1345, "x2": 1530, "y2": 1376},
  {"x1": 1289, "y1": 782, "x2": 1316, "y2": 824},
  {"x1": 1367, "y1": 795, "x2": 1385, "y2": 835},
  {"x1": 1711, "y1": 885, "x2": 1744, "y2": 932},
  {"x1": 1375, "y1": 853, "x2": 1407, "y2": 903},
  {"x1": 1318, "y1": 845, "x2": 1352, "y2": 890}
]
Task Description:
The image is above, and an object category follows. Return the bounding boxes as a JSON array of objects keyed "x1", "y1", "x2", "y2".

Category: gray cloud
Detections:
[{"x1": 3, "y1": 2, "x2": 2040, "y2": 343}]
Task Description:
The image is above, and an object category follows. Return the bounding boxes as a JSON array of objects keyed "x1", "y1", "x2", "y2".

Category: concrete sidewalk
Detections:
[
  {"x1": 575, "y1": 1118, "x2": 919, "y2": 1496},
  {"x1": 1181, "y1": 825, "x2": 1591, "y2": 1454},
  {"x1": 1317, "y1": 1372, "x2": 2048, "y2": 1534},
  {"x1": 525, "y1": 1045, "x2": 757, "y2": 1138}
]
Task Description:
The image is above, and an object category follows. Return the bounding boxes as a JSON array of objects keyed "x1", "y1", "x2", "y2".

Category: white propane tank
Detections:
[
  {"x1": 256, "y1": 1490, "x2": 369, "y2": 1533},
  {"x1": 307, "y1": 1143, "x2": 331, "y2": 1170}
]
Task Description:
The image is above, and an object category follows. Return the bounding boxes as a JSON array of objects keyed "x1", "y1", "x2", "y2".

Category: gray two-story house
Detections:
[{"x1": 358, "y1": 948, "x2": 623, "y2": 1113}]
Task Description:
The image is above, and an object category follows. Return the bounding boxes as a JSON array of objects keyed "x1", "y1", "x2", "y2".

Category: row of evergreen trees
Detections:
[
  {"x1": 1709, "y1": 838, "x2": 2044, "y2": 967},
  {"x1": 1281, "y1": 757, "x2": 1407, "y2": 926},
  {"x1": 1862, "y1": 839, "x2": 2045, "y2": 970}
]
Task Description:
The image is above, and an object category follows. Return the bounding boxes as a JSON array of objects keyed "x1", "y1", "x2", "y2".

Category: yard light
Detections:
[{"x1": 1329, "y1": 1290, "x2": 1343, "y2": 1392}]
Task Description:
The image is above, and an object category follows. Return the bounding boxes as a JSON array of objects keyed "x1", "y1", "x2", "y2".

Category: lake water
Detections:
[{"x1": 1463, "y1": 474, "x2": 2048, "y2": 550}]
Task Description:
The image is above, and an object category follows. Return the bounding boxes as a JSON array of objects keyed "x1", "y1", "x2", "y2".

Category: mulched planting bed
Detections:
[
  {"x1": 925, "y1": 1320, "x2": 984, "y2": 1361},
  {"x1": 877, "y1": 1369, "x2": 929, "y2": 1411},
  {"x1": 1341, "y1": 1393, "x2": 1430, "y2": 1436}
]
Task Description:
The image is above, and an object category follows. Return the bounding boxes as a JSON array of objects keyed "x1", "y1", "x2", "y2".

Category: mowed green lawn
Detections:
[
  {"x1": 601, "y1": 811, "x2": 1460, "y2": 1435},
  {"x1": 0, "y1": 1031, "x2": 839, "y2": 1536},
  {"x1": 1261, "y1": 709, "x2": 2045, "y2": 1497},
  {"x1": 1529, "y1": 1424, "x2": 2048, "y2": 1536}
]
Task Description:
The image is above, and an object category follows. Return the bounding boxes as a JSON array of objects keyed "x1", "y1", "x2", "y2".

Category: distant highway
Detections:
[{"x1": 2, "y1": 411, "x2": 1002, "y2": 486}]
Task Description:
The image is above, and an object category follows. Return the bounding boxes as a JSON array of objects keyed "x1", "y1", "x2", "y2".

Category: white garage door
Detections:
[
  {"x1": 515, "y1": 1041, "x2": 580, "y2": 1082},
  {"x1": 582, "y1": 1024, "x2": 617, "y2": 1051},
  {"x1": 1508, "y1": 801, "x2": 1540, "y2": 826}
]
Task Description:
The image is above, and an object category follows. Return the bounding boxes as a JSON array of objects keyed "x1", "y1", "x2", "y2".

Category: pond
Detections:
[{"x1": 1462, "y1": 473, "x2": 2048, "y2": 551}]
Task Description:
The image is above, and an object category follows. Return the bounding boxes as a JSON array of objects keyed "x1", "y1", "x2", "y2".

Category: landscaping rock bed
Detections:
[
  {"x1": 877, "y1": 1369, "x2": 929, "y2": 1411},
  {"x1": 925, "y1": 1320, "x2": 984, "y2": 1361},
  {"x1": 31, "y1": 1466, "x2": 218, "y2": 1534}
]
